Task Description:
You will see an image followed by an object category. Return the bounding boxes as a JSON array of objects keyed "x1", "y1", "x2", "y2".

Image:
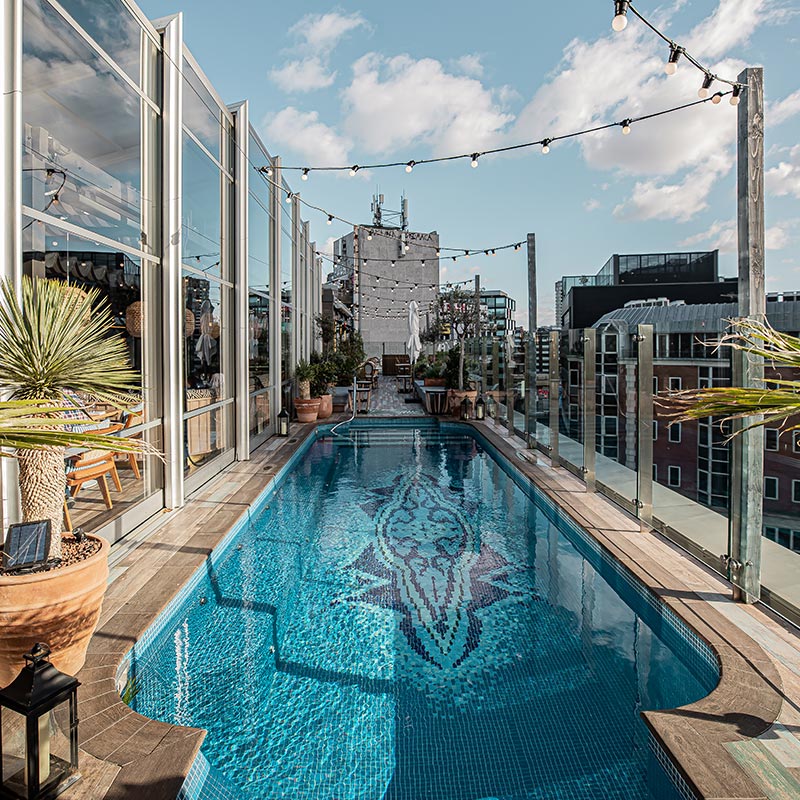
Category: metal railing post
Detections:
[{"x1": 636, "y1": 324, "x2": 654, "y2": 527}]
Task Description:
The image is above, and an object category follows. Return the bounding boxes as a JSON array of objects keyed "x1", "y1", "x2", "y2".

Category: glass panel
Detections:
[
  {"x1": 249, "y1": 291, "x2": 270, "y2": 393},
  {"x1": 184, "y1": 404, "x2": 232, "y2": 475},
  {"x1": 651, "y1": 357, "x2": 731, "y2": 574},
  {"x1": 281, "y1": 300, "x2": 293, "y2": 387},
  {"x1": 22, "y1": 0, "x2": 158, "y2": 252},
  {"x1": 22, "y1": 218, "x2": 161, "y2": 422},
  {"x1": 183, "y1": 272, "x2": 231, "y2": 408},
  {"x1": 182, "y1": 133, "x2": 225, "y2": 278},
  {"x1": 182, "y1": 57, "x2": 224, "y2": 161},
  {"x1": 56, "y1": 0, "x2": 160, "y2": 102},
  {"x1": 249, "y1": 389, "x2": 271, "y2": 440},
  {"x1": 558, "y1": 329, "x2": 583, "y2": 475}
]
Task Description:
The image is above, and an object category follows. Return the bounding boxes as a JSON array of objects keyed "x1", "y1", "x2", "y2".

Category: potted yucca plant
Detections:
[{"x1": 0, "y1": 277, "x2": 153, "y2": 685}]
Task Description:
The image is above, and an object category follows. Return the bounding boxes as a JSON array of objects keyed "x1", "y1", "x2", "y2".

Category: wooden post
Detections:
[{"x1": 730, "y1": 67, "x2": 765, "y2": 603}]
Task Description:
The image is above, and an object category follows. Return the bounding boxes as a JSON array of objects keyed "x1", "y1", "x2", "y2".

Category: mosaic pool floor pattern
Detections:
[{"x1": 133, "y1": 424, "x2": 718, "y2": 799}]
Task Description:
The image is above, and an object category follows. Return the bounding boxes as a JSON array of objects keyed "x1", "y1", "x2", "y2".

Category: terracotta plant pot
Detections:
[
  {"x1": 448, "y1": 389, "x2": 478, "y2": 414},
  {"x1": 0, "y1": 535, "x2": 109, "y2": 686},
  {"x1": 424, "y1": 378, "x2": 446, "y2": 387},
  {"x1": 316, "y1": 394, "x2": 333, "y2": 420},
  {"x1": 295, "y1": 397, "x2": 321, "y2": 423}
]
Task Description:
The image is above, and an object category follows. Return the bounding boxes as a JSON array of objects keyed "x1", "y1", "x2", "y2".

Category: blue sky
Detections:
[{"x1": 141, "y1": 0, "x2": 800, "y2": 325}]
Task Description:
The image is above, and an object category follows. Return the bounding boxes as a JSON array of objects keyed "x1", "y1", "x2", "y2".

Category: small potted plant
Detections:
[
  {"x1": 311, "y1": 356, "x2": 338, "y2": 420},
  {"x1": 423, "y1": 363, "x2": 446, "y2": 387},
  {"x1": 294, "y1": 360, "x2": 320, "y2": 422},
  {"x1": 444, "y1": 346, "x2": 477, "y2": 414}
]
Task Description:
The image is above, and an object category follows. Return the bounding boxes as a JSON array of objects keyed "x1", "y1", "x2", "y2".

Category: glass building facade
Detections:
[{"x1": 2, "y1": 0, "x2": 322, "y2": 542}]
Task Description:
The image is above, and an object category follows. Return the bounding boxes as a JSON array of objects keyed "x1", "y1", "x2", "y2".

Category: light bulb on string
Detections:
[
  {"x1": 612, "y1": 0, "x2": 629, "y2": 31},
  {"x1": 285, "y1": 191, "x2": 293, "y2": 203},
  {"x1": 541, "y1": 139, "x2": 551, "y2": 154},
  {"x1": 405, "y1": 160, "x2": 415, "y2": 173},
  {"x1": 327, "y1": 215, "x2": 333, "y2": 225},
  {"x1": 711, "y1": 92, "x2": 723, "y2": 104},
  {"x1": 301, "y1": 168, "x2": 309, "y2": 181},
  {"x1": 391, "y1": 260, "x2": 396, "y2": 267},
  {"x1": 465, "y1": 250, "x2": 470, "y2": 259},
  {"x1": 664, "y1": 45, "x2": 682, "y2": 75},
  {"x1": 698, "y1": 74, "x2": 714, "y2": 99},
  {"x1": 730, "y1": 85, "x2": 742, "y2": 106},
  {"x1": 621, "y1": 119, "x2": 632, "y2": 135},
  {"x1": 435, "y1": 249, "x2": 441, "y2": 257},
  {"x1": 470, "y1": 153, "x2": 480, "y2": 168},
  {"x1": 265, "y1": 166, "x2": 273, "y2": 177},
  {"x1": 349, "y1": 165, "x2": 359, "y2": 176}
]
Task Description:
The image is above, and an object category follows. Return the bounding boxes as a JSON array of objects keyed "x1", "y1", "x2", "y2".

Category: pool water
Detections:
[{"x1": 131, "y1": 422, "x2": 718, "y2": 799}]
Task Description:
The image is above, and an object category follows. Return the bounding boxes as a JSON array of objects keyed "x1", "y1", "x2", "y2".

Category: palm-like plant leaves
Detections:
[
  {"x1": 0, "y1": 277, "x2": 139, "y2": 404},
  {"x1": 0, "y1": 400, "x2": 157, "y2": 457},
  {"x1": 664, "y1": 318, "x2": 800, "y2": 436}
]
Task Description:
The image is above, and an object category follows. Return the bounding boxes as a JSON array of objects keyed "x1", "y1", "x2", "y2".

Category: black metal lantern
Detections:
[
  {"x1": 475, "y1": 396, "x2": 486, "y2": 420},
  {"x1": 460, "y1": 396, "x2": 471, "y2": 420},
  {"x1": 0, "y1": 644, "x2": 80, "y2": 800},
  {"x1": 278, "y1": 408, "x2": 290, "y2": 437}
]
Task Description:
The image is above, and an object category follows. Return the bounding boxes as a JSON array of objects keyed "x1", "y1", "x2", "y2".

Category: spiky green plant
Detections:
[
  {"x1": 0, "y1": 277, "x2": 150, "y2": 558},
  {"x1": 664, "y1": 318, "x2": 800, "y2": 436}
]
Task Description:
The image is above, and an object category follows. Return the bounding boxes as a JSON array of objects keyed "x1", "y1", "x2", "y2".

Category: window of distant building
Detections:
[
  {"x1": 764, "y1": 476, "x2": 779, "y2": 501},
  {"x1": 652, "y1": 421, "x2": 658, "y2": 441},
  {"x1": 669, "y1": 377, "x2": 682, "y2": 392},
  {"x1": 668, "y1": 423, "x2": 681, "y2": 444},
  {"x1": 793, "y1": 480, "x2": 800, "y2": 504},
  {"x1": 765, "y1": 429, "x2": 779, "y2": 451},
  {"x1": 668, "y1": 466, "x2": 681, "y2": 487},
  {"x1": 652, "y1": 464, "x2": 658, "y2": 481}
]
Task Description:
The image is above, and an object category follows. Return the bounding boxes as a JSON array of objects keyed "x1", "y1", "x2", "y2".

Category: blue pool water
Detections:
[{"x1": 130, "y1": 421, "x2": 718, "y2": 799}]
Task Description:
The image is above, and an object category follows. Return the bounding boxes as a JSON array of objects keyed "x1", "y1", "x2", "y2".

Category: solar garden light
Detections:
[
  {"x1": 278, "y1": 408, "x2": 290, "y2": 437},
  {"x1": 0, "y1": 643, "x2": 80, "y2": 799},
  {"x1": 460, "y1": 396, "x2": 471, "y2": 420},
  {"x1": 475, "y1": 396, "x2": 486, "y2": 421}
]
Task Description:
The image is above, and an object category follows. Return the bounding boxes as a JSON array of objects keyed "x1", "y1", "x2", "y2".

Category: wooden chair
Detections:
[
  {"x1": 120, "y1": 408, "x2": 143, "y2": 479},
  {"x1": 63, "y1": 424, "x2": 124, "y2": 530}
]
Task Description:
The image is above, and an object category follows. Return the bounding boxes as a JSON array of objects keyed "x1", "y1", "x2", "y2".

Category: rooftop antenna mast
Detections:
[{"x1": 371, "y1": 192, "x2": 409, "y2": 230}]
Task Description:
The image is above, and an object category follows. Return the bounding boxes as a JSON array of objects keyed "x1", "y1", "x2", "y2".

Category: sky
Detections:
[{"x1": 141, "y1": 0, "x2": 800, "y2": 326}]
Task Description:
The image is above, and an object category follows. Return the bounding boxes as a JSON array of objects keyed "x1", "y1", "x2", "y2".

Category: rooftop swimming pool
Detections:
[{"x1": 127, "y1": 420, "x2": 719, "y2": 799}]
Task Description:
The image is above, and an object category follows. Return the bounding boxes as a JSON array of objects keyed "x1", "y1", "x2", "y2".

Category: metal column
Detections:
[
  {"x1": 549, "y1": 330, "x2": 560, "y2": 467},
  {"x1": 231, "y1": 100, "x2": 250, "y2": 461},
  {"x1": 636, "y1": 324, "x2": 654, "y2": 527},
  {"x1": 730, "y1": 66, "x2": 765, "y2": 602},
  {"x1": 270, "y1": 157, "x2": 283, "y2": 415},
  {"x1": 160, "y1": 13, "x2": 185, "y2": 510},
  {"x1": 582, "y1": 329, "x2": 596, "y2": 492}
]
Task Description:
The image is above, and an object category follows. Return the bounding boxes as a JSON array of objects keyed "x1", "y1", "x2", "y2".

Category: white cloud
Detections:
[
  {"x1": 264, "y1": 107, "x2": 352, "y2": 165},
  {"x1": 584, "y1": 198, "x2": 601, "y2": 211},
  {"x1": 271, "y1": 11, "x2": 368, "y2": 92},
  {"x1": 452, "y1": 54, "x2": 484, "y2": 78},
  {"x1": 341, "y1": 54, "x2": 514, "y2": 155},
  {"x1": 680, "y1": 219, "x2": 792, "y2": 252},
  {"x1": 768, "y1": 89, "x2": 800, "y2": 126},
  {"x1": 290, "y1": 11, "x2": 368, "y2": 52},
  {"x1": 613, "y1": 154, "x2": 731, "y2": 222},
  {"x1": 269, "y1": 57, "x2": 336, "y2": 93},
  {"x1": 684, "y1": 0, "x2": 786, "y2": 59},
  {"x1": 766, "y1": 145, "x2": 800, "y2": 199}
]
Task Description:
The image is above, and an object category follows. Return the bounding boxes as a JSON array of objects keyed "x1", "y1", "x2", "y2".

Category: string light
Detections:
[
  {"x1": 615, "y1": 3, "x2": 745, "y2": 93},
  {"x1": 471, "y1": 153, "x2": 480, "y2": 168},
  {"x1": 541, "y1": 139, "x2": 551, "y2": 154},
  {"x1": 405, "y1": 160, "x2": 415, "y2": 173},
  {"x1": 621, "y1": 119, "x2": 632, "y2": 135},
  {"x1": 327, "y1": 214, "x2": 333, "y2": 225},
  {"x1": 698, "y1": 73, "x2": 714, "y2": 99},
  {"x1": 285, "y1": 191, "x2": 293, "y2": 203},
  {"x1": 730, "y1": 85, "x2": 742, "y2": 106},
  {"x1": 612, "y1": 0, "x2": 629, "y2": 31},
  {"x1": 711, "y1": 92, "x2": 724, "y2": 105},
  {"x1": 301, "y1": 168, "x2": 309, "y2": 181},
  {"x1": 664, "y1": 44, "x2": 682, "y2": 75},
  {"x1": 349, "y1": 165, "x2": 359, "y2": 176}
]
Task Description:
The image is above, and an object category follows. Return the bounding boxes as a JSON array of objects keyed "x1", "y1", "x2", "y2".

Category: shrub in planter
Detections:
[{"x1": 294, "y1": 360, "x2": 320, "y2": 422}]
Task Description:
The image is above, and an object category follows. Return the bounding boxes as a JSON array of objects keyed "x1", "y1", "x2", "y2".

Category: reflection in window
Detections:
[
  {"x1": 185, "y1": 406, "x2": 231, "y2": 476},
  {"x1": 183, "y1": 57, "x2": 226, "y2": 162},
  {"x1": 183, "y1": 134, "x2": 225, "y2": 278},
  {"x1": 22, "y1": 0, "x2": 158, "y2": 251}
]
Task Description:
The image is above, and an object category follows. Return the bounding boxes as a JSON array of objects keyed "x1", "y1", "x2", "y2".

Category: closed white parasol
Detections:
[{"x1": 407, "y1": 300, "x2": 422, "y2": 363}]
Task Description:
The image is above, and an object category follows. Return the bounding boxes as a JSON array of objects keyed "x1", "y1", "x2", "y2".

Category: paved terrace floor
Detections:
[{"x1": 63, "y1": 411, "x2": 800, "y2": 800}]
